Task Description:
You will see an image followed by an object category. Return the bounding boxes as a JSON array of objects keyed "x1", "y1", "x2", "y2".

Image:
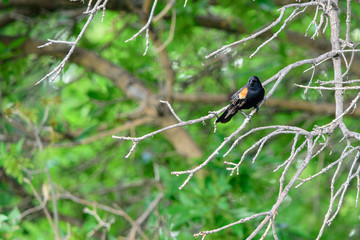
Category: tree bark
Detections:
[{"x1": 328, "y1": 1, "x2": 343, "y2": 120}]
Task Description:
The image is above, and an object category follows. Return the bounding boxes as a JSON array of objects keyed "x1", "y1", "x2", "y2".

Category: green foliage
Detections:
[
  {"x1": 0, "y1": 208, "x2": 21, "y2": 238},
  {"x1": 0, "y1": 139, "x2": 33, "y2": 183},
  {"x1": 0, "y1": 1, "x2": 359, "y2": 239}
]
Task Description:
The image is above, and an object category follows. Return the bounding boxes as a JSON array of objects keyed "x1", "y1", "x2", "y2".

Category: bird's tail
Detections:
[{"x1": 216, "y1": 105, "x2": 238, "y2": 123}]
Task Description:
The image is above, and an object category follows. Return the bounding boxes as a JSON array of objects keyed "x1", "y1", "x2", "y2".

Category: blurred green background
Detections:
[{"x1": 0, "y1": 0, "x2": 360, "y2": 239}]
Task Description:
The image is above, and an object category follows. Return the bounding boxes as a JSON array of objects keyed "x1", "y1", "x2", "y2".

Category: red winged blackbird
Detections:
[{"x1": 216, "y1": 76, "x2": 265, "y2": 123}]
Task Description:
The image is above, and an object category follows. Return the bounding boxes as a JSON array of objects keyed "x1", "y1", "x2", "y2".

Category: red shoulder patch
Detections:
[{"x1": 238, "y1": 87, "x2": 248, "y2": 99}]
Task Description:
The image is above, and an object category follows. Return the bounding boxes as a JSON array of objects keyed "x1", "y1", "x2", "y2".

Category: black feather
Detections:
[
  {"x1": 216, "y1": 76, "x2": 265, "y2": 124},
  {"x1": 216, "y1": 105, "x2": 238, "y2": 123}
]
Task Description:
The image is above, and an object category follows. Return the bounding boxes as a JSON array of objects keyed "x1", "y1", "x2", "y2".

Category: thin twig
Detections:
[
  {"x1": 317, "y1": 78, "x2": 360, "y2": 85},
  {"x1": 84, "y1": 208, "x2": 114, "y2": 238},
  {"x1": 60, "y1": 189, "x2": 149, "y2": 240},
  {"x1": 206, "y1": 1, "x2": 322, "y2": 59},
  {"x1": 193, "y1": 212, "x2": 270, "y2": 238},
  {"x1": 128, "y1": 193, "x2": 164, "y2": 238},
  {"x1": 205, "y1": 9, "x2": 285, "y2": 59},
  {"x1": 160, "y1": 100, "x2": 182, "y2": 122},
  {"x1": 171, "y1": 111, "x2": 255, "y2": 189},
  {"x1": 304, "y1": 64, "x2": 316, "y2": 95},
  {"x1": 113, "y1": 105, "x2": 228, "y2": 158},
  {"x1": 295, "y1": 84, "x2": 360, "y2": 91},
  {"x1": 155, "y1": 8, "x2": 176, "y2": 52},
  {"x1": 35, "y1": 0, "x2": 106, "y2": 85},
  {"x1": 250, "y1": 6, "x2": 307, "y2": 58},
  {"x1": 296, "y1": 147, "x2": 360, "y2": 188},
  {"x1": 24, "y1": 178, "x2": 61, "y2": 240},
  {"x1": 153, "y1": 0, "x2": 176, "y2": 22},
  {"x1": 125, "y1": 0, "x2": 159, "y2": 55}
]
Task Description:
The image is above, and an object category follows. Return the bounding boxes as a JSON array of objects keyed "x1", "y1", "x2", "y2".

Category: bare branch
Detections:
[
  {"x1": 34, "y1": 0, "x2": 109, "y2": 85},
  {"x1": 318, "y1": 92, "x2": 360, "y2": 130},
  {"x1": 24, "y1": 178, "x2": 61, "y2": 240},
  {"x1": 346, "y1": 0, "x2": 352, "y2": 42},
  {"x1": 295, "y1": 84, "x2": 360, "y2": 91},
  {"x1": 84, "y1": 207, "x2": 114, "y2": 238},
  {"x1": 250, "y1": 6, "x2": 307, "y2": 58},
  {"x1": 193, "y1": 212, "x2": 270, "y2": 239},
  {"x1": 206, "y1": 1, "x2": 321, "y2": 59},
  {"x1": 306, "y1": 5, "x2": 319, "y2": 37},
  {"x1": 316, "y1": 149, "x2": 360, "y2": 239},
  {"x1": 125, "y1": 0, "x2": 159, "y2": 55},
  {"x1": 317, "y1": 79, "x2": 360, "y2": 85},
  {"x1": 155, "y1": 8, "x2": 176, "y2": 52},
  {"x1": 225, "y1": 128, "x2": 307, "y2": 176},
  {"x1": 60, "y1": 189, "x2": 149, "y2": 240},
  {"x1": 128, "y1": 193, "x2": 163, "y2": 239},
  {"x1": 246, "y1": 137, "x2": 313, "y2": 239},
  {"x1": 113, "y1": 105, "x2": 228, "y2": 159},
  {"x1": 356, "y1": 174, "x2": 360, "y2": 207},
  {"x1": 160, "y1": 100, "x2": 182, "y2": 122},
  {"x1": 303, "y1": 64, "x2": 316, "y2": 95},
  {"x1": 153, "y1": 0, "x2": 176, "y2": 22},
  {"x1": 171, "y1": 112, "x2": 255, "y2": 189},
  {"x1": 296, "y1": 147, "x2": 360, "y2": 188},
  {"x1": 35, "y1": 0, "x2": 107, "y2": 85},
  {"x1": 184, "y1": 0, "x2": 189, "y2": 7},
  {"x1": 327, "y1": 150, "x2": 360, "y2": 224},
  {"x1": 273, "y1": 134, "x2": 300, "y2": 172},
  {"x1": 278, "y1": 140, "x2": 307, "y2": 194},
  {"x1": 205, "y1": 8, "x2": 286, "y2": 59},
  {"x1": 37, "y1": 39, "x2": 75, "y2": 48}
]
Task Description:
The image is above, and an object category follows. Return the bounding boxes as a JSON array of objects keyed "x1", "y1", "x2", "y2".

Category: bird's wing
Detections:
[{"x1": 231, "y1": 86, "x2": 248, "y2": 107}]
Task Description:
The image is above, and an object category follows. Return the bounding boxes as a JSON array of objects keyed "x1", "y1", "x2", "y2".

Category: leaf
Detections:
[
  {"x1": 8, "y1": 208, "x2": 20, "y2": 222},
  {"x1": 0, "y1": 214, "x2": 8, "y2": 222},
  {"x1": 3, "y1": 155, "x2": 33, "y2": 183},
  {"x1": 0, "y1": 42, "x2": 6, "y2": 53},
  {"x1": 0, "y1": 143, "x2": 7, "y2": 166},
  {"x1": 15, "y1": 138, "x2": 25, "y2": 154},
  {"x1": 7, "y1": 37, "x2": 25, "y2": 50},
  {"x1": 87, "y1": 90, "x2": 109, "y2": 100}
]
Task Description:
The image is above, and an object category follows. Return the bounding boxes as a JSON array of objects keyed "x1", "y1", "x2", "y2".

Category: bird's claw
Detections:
[
  {"x1": 209, "y1": 111, "x2": 219, "y2": 118},
  {"x1": 240, "y1": 111, "x2": 251, "y2": 120}
]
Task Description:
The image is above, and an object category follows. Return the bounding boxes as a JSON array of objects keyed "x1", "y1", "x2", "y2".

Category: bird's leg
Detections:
[
  {"x1": 208, "y1": 111, "x2": 219, "y2": 118},
  {"x1": 240, "y1": 110, "x2": 251, "y2": 119},
  {"x1": 255, "y1": 105, "x2": 260, "y2": 113}
]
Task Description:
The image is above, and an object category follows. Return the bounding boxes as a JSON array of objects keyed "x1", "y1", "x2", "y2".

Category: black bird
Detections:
[{"x1": 216, "y1": 76, "x2": 265, "y2": 123}]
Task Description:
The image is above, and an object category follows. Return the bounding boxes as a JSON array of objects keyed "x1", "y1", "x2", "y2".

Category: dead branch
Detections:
[
  {"x1": 206, "y1": 1, "x2": 322, "y2": 59},
  {"x1": 60, "y1": 189, "x2": 149, "y2": 240},
  {"x1": 35, "y1": 0, "x2": 109, "y2": 85}
]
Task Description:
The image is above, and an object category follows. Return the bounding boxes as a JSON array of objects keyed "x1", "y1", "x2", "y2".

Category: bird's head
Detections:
[{"x1": 248, "y1": 76, "x2": 262, "y2": 88}]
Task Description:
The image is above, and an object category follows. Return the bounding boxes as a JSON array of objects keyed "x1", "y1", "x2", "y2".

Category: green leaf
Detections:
[
  {"x1": 0, "y1": 214, "x2": 8, "y2": 222},
  {"x1": 8, "y1": 208, "x2": 20, "y2": 222},
  {"x1": 87, "y1": 90, "x2": 109, "y2": 100},
  {"x1": 0, "y1": 143, "x2": 7, "y2": 166},
  {"x1": 7, "y1": 37, "x2": 25, "y2": 50},
  {"x1": 0, "y1": 42, "x2": 6, "y2": 54},
  {"x1": 0, "y1": 222, "x2": 11, "y2": 233},
  {"x1": 3, "y1": 154, "x2": 33, "y2": 183},
  {"x1": 16, "y1": 138, "x2": 25, "y2": 154},
  {"x1": 0, "y1": 143, "x2": 6, "y2": 156}
]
